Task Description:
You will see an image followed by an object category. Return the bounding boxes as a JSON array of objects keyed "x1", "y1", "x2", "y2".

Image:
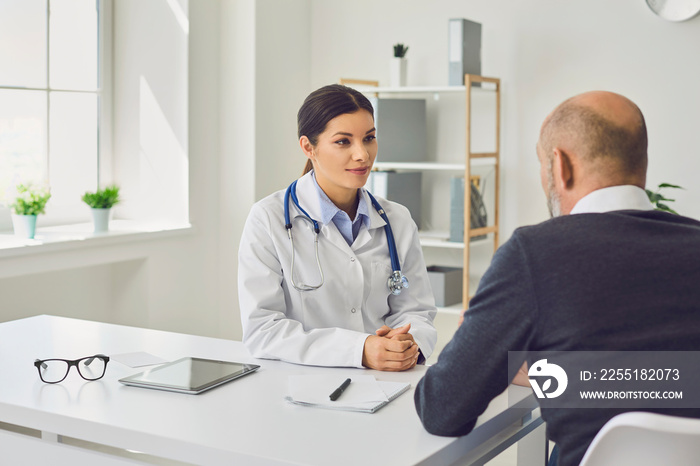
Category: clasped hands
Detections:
[{"x1": 362, "y1": 323, "x2": 419, "y2": 372}]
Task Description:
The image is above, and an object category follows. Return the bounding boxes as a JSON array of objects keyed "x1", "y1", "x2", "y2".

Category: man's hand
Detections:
[
  {"x1": 458, "y1": 308, "x2": 467, "y2": 326},
  {"x1": 511, "y1": 362, "x2": 530, "y2": 387},
  {"x1": 362, "y1": 324, "x2": 419, "y2": 371}
]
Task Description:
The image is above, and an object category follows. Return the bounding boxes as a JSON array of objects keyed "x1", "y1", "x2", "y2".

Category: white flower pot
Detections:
[
  {"x1": 390, "y1": 57, "x2": 407, "y2": 87},
  {"x1": 12, "y1": 214, "x2": 38, "y2": 239},
  {"x1": 91, "y1": 208, "x2": 112, "y2": 233}
]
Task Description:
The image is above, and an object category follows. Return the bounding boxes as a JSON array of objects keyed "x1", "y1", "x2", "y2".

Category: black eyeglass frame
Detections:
[{"x1": 33, "y1": 354, "x2": 110, "y2": 384}]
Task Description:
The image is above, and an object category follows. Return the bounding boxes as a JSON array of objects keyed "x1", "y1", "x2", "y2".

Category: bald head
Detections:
[{"x1": 539, "y1": 91, "x2": 648, "y2": 186}]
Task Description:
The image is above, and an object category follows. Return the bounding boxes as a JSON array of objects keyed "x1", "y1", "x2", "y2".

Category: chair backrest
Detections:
[{"x1": 579, "y1": 411, "x2": 700, "y2": 466}]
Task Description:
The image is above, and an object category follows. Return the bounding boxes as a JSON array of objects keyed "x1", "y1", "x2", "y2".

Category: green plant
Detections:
[
  {"x1": 9, "y1": 184, "x2": 51, "y2": 216},
  {"x1": 393, "y1": 43, "x2": 409, "y2": 58},
  {"x1": 645, "y1": 182, "x2": 684, "y2": 215},
  {"x1": 82, "y1": 184, "x2": 121, "y2": 209}
]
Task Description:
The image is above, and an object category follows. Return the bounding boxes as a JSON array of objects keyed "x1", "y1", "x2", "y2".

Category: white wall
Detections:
[
  {"x1": 113, "y1": 0, "x2": 189, "y2": 224},
  {"x1": 217, "y1": 0, "x2": 311, "y2": 339},
  {"x1": 0, "y1": 0, "x2": 314, "y2": 341},
  {"x1": 0, "y1": 1, "x2": 224, "y2": 340},
  {"x1": 217, "y1": 0, "x2": 256, "y2": 342},
  {"x1": 309, "y1": 0, "x2": 700, "y2": 239},
  {"x1": 255, "y1": 0, "x2": 312, "y2": 198},
  {"x1": 3, "y1": 1, "x2": 699, "y2": 342}
]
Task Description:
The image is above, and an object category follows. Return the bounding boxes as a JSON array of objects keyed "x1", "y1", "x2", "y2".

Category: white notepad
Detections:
[{"x1": 285, "y1": 375, "x2": 411, "y2": 414}]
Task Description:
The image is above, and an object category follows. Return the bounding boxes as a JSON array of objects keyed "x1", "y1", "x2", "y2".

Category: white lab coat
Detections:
[{"x1": 238, "y1": 171, "x2": 437, "y2": 368}]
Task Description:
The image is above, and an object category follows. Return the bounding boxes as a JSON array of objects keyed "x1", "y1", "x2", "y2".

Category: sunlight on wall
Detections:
[
  {"x1": 139, "y1": 76, "x2": 189, "y2": 224},
  {"x1": 166, "y1": 0, "x2": 189, "y2": 35}
]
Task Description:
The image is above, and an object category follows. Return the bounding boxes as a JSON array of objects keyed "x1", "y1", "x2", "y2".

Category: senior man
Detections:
[{"x1": 414, "y1": 91, "x2": 700, "y2": 466}]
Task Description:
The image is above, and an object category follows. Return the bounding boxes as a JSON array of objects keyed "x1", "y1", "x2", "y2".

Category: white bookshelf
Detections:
[
  {"x1": 374, "y1": 159, "x2": 495, "y2": 172},
  {"x1": 352, "y1": 83, "x2": 498, "y2": 94},
  {"x1": 419, "y1": 230, "x2": 492, "y2": 249}
]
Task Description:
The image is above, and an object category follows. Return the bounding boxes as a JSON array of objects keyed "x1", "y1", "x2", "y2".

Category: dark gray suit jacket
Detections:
[{"x1": 415, "y1": 210, "x2": 700, "y2": 466}]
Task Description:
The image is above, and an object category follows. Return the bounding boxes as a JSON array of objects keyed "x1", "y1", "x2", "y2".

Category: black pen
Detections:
[{"x1": 329, "y1": 378, "x2": 352, "y2": 401}]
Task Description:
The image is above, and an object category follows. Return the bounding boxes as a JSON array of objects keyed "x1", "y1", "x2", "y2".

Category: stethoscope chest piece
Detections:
[{"x1": 388, "y1": 271, "x2": 409, "y2": 296}]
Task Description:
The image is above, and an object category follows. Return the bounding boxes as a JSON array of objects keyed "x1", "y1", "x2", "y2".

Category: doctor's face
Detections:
[{"x1": 303, "y1": 110, "x2": 377, "y2": 201}]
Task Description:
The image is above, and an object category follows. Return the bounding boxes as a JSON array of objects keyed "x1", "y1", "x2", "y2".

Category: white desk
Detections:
[{"x1": 0, "y1": 316, "x2": 543, "y2": 465}]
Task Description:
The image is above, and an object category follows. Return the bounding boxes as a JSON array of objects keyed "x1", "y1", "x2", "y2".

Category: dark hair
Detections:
[{"x1": 297, "y1": 84, "x2": 375, "y2": 175}]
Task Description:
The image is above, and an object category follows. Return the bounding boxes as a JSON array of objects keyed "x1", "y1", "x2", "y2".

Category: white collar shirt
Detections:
[{"x1": 569, "y1": 185, "x2": 653, "y2": 215}]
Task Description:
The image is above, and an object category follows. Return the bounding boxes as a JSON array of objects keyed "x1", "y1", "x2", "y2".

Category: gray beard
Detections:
[
  {"x1": 547, "y1": 192, "x2": 561, "y2": 218},
  {"x1": 546, "y1": 170, "x2": 562, "y2": 218}
]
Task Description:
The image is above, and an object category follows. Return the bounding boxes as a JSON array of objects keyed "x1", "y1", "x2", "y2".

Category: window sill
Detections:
[{"x1": 0, "y1": 220, "x2": 193, "y2": 260}]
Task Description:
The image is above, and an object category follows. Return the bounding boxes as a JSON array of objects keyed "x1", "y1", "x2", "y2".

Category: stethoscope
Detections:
[{"x1": 283, "y1": 179, "x2": 409, "y2": 295}]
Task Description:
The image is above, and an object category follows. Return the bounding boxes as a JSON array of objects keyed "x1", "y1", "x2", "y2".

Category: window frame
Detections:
[{"x1": 0, "y1": 0, "x2": 112, "y2": 231}]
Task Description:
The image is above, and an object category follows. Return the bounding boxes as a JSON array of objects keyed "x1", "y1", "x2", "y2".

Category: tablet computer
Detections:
[{"x1": 119, "y1": 357, "x2": 260, "y2": 395}]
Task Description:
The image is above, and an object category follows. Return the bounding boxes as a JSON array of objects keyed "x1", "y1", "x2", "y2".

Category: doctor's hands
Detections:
[
  {"x1": 374, "y1": 324, "x2": 411, "y2": 339},
  {"x1": 362, "y1": 324, "x2": 419, "y2": 372}
]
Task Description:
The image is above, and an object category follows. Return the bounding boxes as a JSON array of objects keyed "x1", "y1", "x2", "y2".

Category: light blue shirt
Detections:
[{"x1": 311, "y1": 172, "x2": 370, "y2": 246}]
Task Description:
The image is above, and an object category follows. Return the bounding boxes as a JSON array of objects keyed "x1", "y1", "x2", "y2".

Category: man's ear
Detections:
[
  {"x1": 299, "y1": 136, "x2": 314, "y2": 160},
  {"x1": 552, "y1": 147, "x2": 574, "y2": 190}
]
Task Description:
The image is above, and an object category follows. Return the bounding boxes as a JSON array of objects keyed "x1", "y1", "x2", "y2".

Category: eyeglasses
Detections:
[{"x1": 34, "y1": 354, "x2": 110, "y2": 384}]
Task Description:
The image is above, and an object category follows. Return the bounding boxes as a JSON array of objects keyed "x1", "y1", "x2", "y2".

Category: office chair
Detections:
[{"x1": 579, "y1": 411, "x2": 700, "y2": 466}]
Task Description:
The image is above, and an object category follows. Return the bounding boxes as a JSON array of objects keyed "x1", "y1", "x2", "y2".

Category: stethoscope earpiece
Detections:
[{"x1": 284, "y1": 180, "x2": 407, "y2": 295}]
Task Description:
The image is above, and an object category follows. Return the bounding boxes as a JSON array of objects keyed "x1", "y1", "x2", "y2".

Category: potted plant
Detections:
[
  {"x1": 82, "y1": 184, "x2": 121, "y2": 232},
  {"x1": 9, "y1": 184, "x2": 52, "y2": 239},
  {"x1": 646, "y1": 182, "x2": 683, "y2": 215},
  {"x1": 390, "y1": 43, "x2": 409, "y2": 87}
]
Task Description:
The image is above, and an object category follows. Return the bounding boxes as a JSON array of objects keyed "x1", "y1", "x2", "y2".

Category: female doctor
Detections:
[{"x1": 238, "y1": 84, "x2": 437, "y2": 371}]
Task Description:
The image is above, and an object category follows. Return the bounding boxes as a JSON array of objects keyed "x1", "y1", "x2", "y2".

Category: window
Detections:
[{"x1": 0, "y1": 0, "x2": 105, "y2": 225}]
